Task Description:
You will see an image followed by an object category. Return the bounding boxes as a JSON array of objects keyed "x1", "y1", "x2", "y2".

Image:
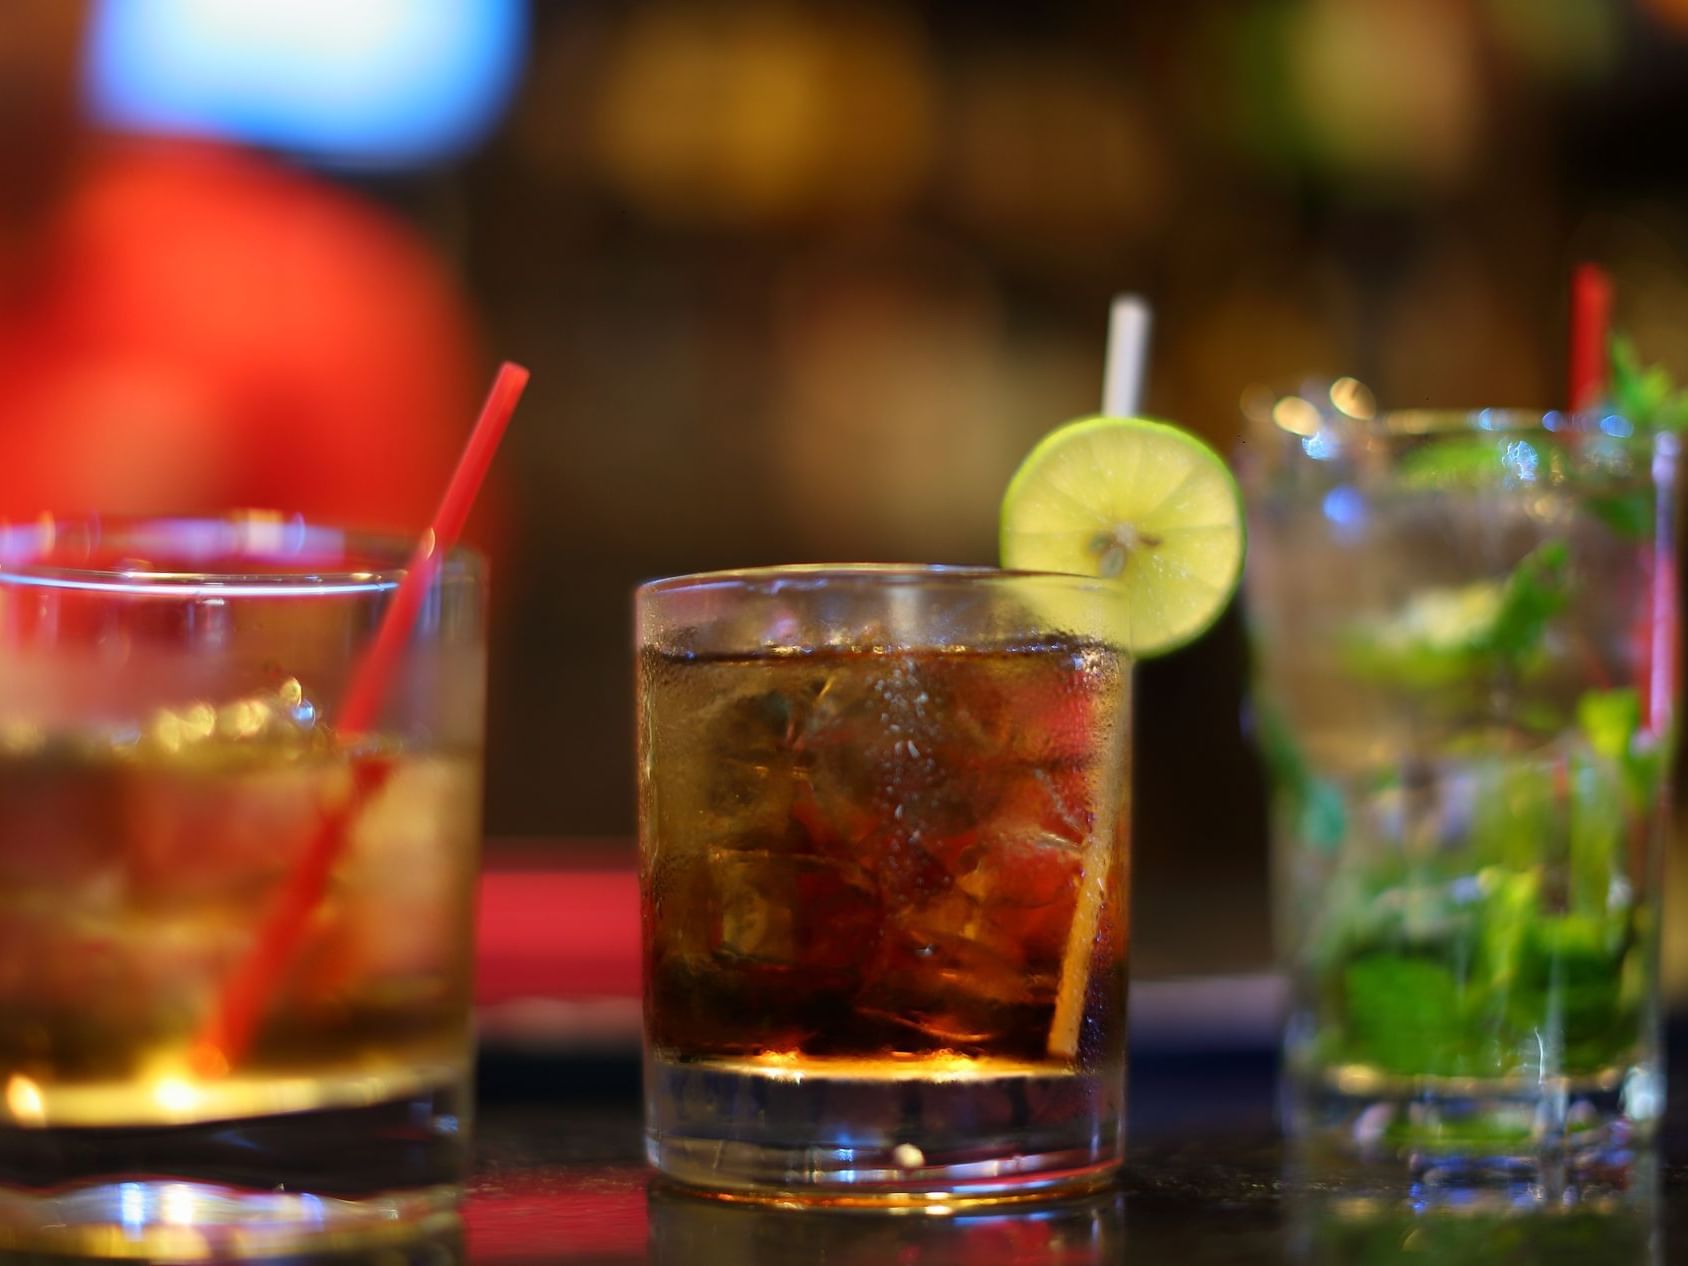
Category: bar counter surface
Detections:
[
  {"x1": 458, "y1": 1042, "x2": 1684, "y2": 1266},
  {"x1": 429, "y1": 849, "x2": 1685, "y2": 1265}
]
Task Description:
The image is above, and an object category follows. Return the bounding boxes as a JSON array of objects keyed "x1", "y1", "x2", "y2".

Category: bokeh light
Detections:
[
  {"x1": 589, "y1": 4, "x2": 931, "y2": 224},
  {"x1": 85, "y1": 0, "x2": 528, "y2": 168}
]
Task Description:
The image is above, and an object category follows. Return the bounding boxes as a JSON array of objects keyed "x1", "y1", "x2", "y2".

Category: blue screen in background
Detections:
[{"x1": 85, "y1": 0, "x2": 528, "y2": 169}]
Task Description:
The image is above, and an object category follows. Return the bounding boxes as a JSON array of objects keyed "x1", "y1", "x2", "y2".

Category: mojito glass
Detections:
[
  {"x1": 637, "y1": 566, "x2": 1131, "y2": 1204},
  {"x1": 0, "y1": 515, "x2": 485, "y2": 1255},
  {"x1": 1244, "y1": 405, "x2": 1678, "y2": 1168}
]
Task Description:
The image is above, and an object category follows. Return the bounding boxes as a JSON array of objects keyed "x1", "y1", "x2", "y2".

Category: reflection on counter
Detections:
[
  {"x1": 0, "y1": 1220, "x2": 466, "y2": 1266},
  {"x1": 648, "y1": 1184, "x2": 1123, "y2": 1266},
  {"x1": 1286, "y1": 1150, "x2": 1659, "y2": 1265}
]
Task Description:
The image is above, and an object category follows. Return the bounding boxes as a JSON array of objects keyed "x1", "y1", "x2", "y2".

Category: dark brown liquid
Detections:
[{"x1": 640, "y1": 642, "x2": 1130, "y2": 1065}]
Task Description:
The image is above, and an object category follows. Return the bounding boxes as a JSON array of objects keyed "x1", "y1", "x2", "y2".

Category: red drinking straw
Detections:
[
  {"x1": 193, "y1": 362, "x2": 530, "y2": 1073},
  {"x1": 1565, "y1": 264, "x2": 1674, "y2": 734},
  {"x1": 1569, "y1": 262, "x2": 1612, "y2": 413}
]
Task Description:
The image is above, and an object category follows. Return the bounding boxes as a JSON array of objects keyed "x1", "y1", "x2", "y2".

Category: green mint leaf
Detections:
[
  {"x1": 1577, "y1": 685, "x2": 1668, "y2": 816},
  {"x1": 1610, "y1": 333, "x2": 1649, "y2": 418},
  {"x1": 1577, "y1": 688, "x2": 1640, "y2": 763},
  {"x1": 1586, "y1": 492, "x2": 1652, "y2": 540},
  {"x1": 1625, "y1": 743, "x2": 1666, "y2": 814},
  {"x1": 1477, "y1": 865, "x2": 1538, "y2": 1000},
  {"x1": 1511, "y1": 915, "x2": 1632, "y2": 1072},
  {"x1": 1569, "y1": 746, "x2": 1624, "y2": 914},
  {"x1": 1342, "y1": 542, "x2": 1570, "y2": 693},
  {"x1": 1381, "y1": 1113, "x2": 1534, "y2": 1152},
  {"x1": 1472, "y1": 761, "x2": 1555, "y2": 872},
  {"x1": 1610, "y1": 331, "x2": 1688, "y2": 432},
  {"x1": 1475, "y1": 540, "x2": 1569, "y2": 663},
  {"x1": 1341, "y1": 952, "x2": 1467, "y2": 1075}
]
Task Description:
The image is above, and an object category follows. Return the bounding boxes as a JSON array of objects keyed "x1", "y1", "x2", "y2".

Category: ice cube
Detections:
[
  {"x1": 135, "y1": 678, "x2": 326, "y2": 759},
  {"x1": 852, "y1": 827, "x2": 1082, "y2": 1048},
  {"x1": 954, "y1": 826, "x2": 1084, "y2": 970},
  {"x1": 708, "y1": 847, "x2": 880, "y2": 976},
  {"x1": 111, "y1": 679, "x2": 348, "y2": 903},
  {"x1": 803, "y1": 656, "x2": 997, "y2": 857},
  {"x1": 123, "y1": 760, "x2": 343, "y2": 906},
  {"x1": 985, "y1": 764, "x2": 1097, "y2": 847},
  {"x1": 673, "y1": 687, "x2": 810, "y2": 844},
  {"x1": 289, "y1": 755, "x2": 480, "y2": 1007},
  {"x1": 854, "y1": 914, "x2": 1036, "y2": 1047}
]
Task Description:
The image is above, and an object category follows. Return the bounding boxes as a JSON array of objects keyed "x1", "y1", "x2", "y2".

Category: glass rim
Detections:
[
  {"x1": 0, "y1": 513, "x2": 483, "y2": 596},
  {"x1": 1259, "y1": 401, "x2": 1679, "y2": 445},
  {"x1": 636, "y1": 562, "x2": 1119, "y2": 598},
  {"x1": 1243, "y1": 403, "x2": 1680, "y2": 501},
  {"x1": 1369, "y1": 407, "x2": 1664, "y2": 440}
]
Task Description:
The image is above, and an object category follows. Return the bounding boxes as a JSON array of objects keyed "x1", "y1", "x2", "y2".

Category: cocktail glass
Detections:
[
  {"x1": 637, "y1": 565, "x2": 1132, "y2": 1205},
  {"x1": 1243, "y1": 403, "x2": 1678, "y2": 1175},
  {"x1": 0, "y1": 514, "x2": 485, "y2": 1256}
]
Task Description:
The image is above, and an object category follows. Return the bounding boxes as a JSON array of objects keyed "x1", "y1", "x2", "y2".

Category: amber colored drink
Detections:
[
  {"x1": 0, "y1": 727, "x2": 478, "y2": 1132},
  {"x1": 0, "y1": 516, "x2": 485, "y2": 1258}
]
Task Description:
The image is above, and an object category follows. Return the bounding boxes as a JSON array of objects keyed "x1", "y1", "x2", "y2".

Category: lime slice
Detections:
[{"x1": 999, "y1": 415, "x2": 1245, "y2": 656}]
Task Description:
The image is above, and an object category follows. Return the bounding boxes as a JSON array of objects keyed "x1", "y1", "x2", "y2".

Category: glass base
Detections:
[
  {"x1": 645, "y1": 1052, "x2": 1122, "y2": 1207},
  {"x1": 0, "y1": 1084, "x2": 466, "y2": 1259},
  {"x1": 1282, "y1": 1062, "x2": 1659, "y2": 1185}
]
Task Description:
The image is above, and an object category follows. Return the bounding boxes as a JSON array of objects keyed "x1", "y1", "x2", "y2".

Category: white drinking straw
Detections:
[
  {"x1": 1047, "y1": 294, "x2": 1153, "y2": 1059},
  {"x1": 1102, "y1": 293, "x2": 1152, "y2": 416}
]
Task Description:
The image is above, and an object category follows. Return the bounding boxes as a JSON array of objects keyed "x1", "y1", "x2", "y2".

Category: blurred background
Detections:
[{"x1": 8, "y1": 0, "x2": 1688, "y2": 983}]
